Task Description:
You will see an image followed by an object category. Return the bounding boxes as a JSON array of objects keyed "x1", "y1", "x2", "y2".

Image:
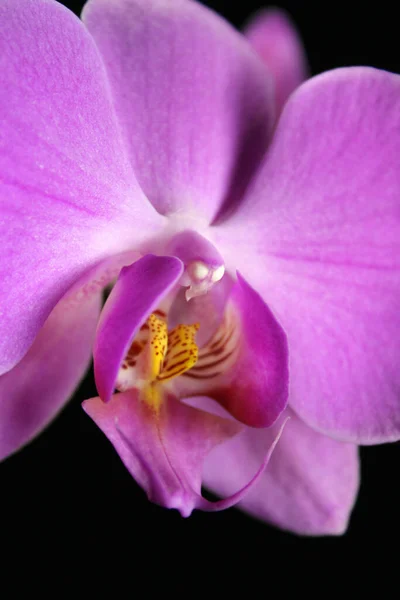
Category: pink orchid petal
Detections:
[
  {"x1": 244, "y1": 8, "x2": 308, "y2": 114},
  {"x1": 66, "y1": 249, "x2": 141, "y2": 299},
  {"x1": 82, "y1": 0, "x2": 274, "y2": 222},
  {"x1": 197, "y1": 414, "x2": 288, "y2": 513},
  {"x1": 94, "y1": 254, "x2": 183, "y2": 403},
  {"x1": 203, "y1": 408, "x2": 359, "y2": 536},
  {"x1": 213, "y1": 68, "x2": 400, "y2": 444},
  {"x1": 0, "y1": 0, "x2": 163, "y2": 374},
  {"x1": 0, "y1": 288, "x2": 101, "y2": 461},
  {"x1": 82, "y1": 390, "x2": 242, "y2": 516},
  {"x1": 177, "y1": 273, "x2": 289, "y2": 428}
]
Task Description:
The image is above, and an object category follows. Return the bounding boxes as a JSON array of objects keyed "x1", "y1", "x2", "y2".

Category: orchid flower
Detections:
[{"x1": 1, "y1": 0, "x2": 399, "y2": 536}]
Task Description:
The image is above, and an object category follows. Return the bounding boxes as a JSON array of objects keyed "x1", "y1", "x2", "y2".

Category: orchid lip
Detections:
[
  {"x1": 116, "y1": 304, "x2": 240, "y2": 409},
  {"x1": 88, "y1": 250, "x2": 289, "y2": 518},
  {"x1": 116, "y1": 309, "x2": 202, "y2": 411},
  {"x1": 108, "y1": 253, "x2": 288, "y2": 429},
  {"x1": 85, "y1": 255, "x2": 291, "y2": 515}
]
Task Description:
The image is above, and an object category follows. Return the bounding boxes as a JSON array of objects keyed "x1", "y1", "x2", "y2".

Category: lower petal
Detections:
[
  {"x1": 83, "y1": 390, "x2": 243, "y2": 516},
  {"x1": 0, "y1": 288, "x2": 101, "y2": 461},
  {"x1": 203, "y1": 409, "x2": 360, "y2": 536}
]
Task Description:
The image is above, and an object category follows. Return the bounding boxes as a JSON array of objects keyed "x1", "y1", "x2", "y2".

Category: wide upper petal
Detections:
[
  {"x1": 0, "y1": 0, "x2": 163, "y2": 374},
  {"x1": 212, "y1": 68, "x2": 400, "y2": 444},
  {"x1": 0, "y1": 286, "x2": 101, "y2": 461},
  {"x1": 244, "y1": 8, "x2": 308, "y2": 114},
  {"x1": 94, "y1": 254, "x2": 184, "y2": 403},
  {"x1": 82, "y1": 0, "x2": 274, "y2": 221},
  {"x1": 203, "y1": 407, "x2": 359, "y2": 536}
]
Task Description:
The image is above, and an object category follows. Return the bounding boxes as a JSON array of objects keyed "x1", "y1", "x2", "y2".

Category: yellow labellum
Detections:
[
  {"x1": 139, "y1": 313, "x2": 199, "y2": 411},
  {"x1": 141, "y1": 313, "x2": 168, "y2": 381},
  {"x1": 158, "y1": 322, "x2": 199, "y2": 383}
]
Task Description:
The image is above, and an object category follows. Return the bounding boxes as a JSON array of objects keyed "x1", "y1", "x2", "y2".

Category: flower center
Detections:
[
  {"x1": 118, "y1": 311, "x2": 200, "y2": 412},
  {"x1": 117, "y1": 298, "x2": 240, "y2": 413}
]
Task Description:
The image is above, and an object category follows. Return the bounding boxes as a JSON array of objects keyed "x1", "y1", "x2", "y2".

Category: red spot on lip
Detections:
[{"x1": 128, "y1": 341, "x2": 144, "y2": 357}]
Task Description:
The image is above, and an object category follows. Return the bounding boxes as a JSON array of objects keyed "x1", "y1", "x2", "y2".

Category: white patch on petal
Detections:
[
  {"x1": 187, "y1": 261, "x2": 210, "y2": 282},
  {"x1": 211, "y1": 265, "x2": 225, "y2": 283},
  {"x1": 184, "y1": 261, "x2": 226, "y2": 301}
]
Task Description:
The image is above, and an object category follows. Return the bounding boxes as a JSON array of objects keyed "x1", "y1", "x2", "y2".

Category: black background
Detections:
[{"x1": 2, "y1": 0, "x2": 399, "y2": 591}]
